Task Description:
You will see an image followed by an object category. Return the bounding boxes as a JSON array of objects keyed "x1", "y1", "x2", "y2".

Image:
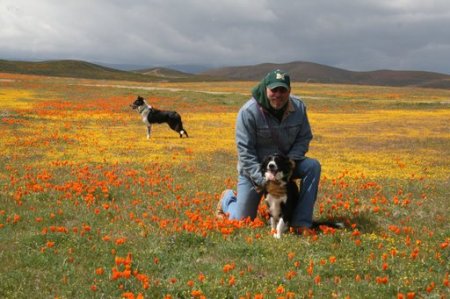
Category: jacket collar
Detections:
[{"x1": 281, "y1": 97, "x2": 295, "y2": 121}]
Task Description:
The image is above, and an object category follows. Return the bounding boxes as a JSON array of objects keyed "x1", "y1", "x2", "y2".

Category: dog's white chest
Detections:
[
  {"x1": 265, "y1": 194, "x2": 288, "y2": 239},
  {"x1": 265, "y1": 194, "x2": 287, "y2": 218},
  {"x1": 140, "y1": 110, "x2": 150, "y2": 125}
]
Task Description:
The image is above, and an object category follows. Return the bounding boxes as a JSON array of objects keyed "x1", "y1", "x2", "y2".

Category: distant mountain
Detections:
[
  {"x1": 96, "y1": 62, "x2": 214, "y2": 74},
  {"x1": 95, "y1": 62, "x2": 151, "y2": 71},
  {"x1": 133, "y1": 67, "x2": 193, "y2": 79},
  {"x1": 201, "y1": 61, "x2": 450, "y2": 89},
  {"x1": 164, "y1": 64, "x2": 214, "y2": 74}
]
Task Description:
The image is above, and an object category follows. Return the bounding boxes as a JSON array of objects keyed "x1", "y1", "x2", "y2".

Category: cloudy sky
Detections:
[{"x1": 1, "y1": 0, "x2": 450, "y2": 74}]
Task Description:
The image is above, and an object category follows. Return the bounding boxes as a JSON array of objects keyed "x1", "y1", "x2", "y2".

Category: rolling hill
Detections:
[
  {"x1": 200, "y1": 61, "x2": 450, "y2": 89},
  {"x1": 0, "y1": 59, "x2": 221, "y2": 82},
  {"x1": 1, "y1": 59, "x2": 449, "y2": 89},
  {"x1": 0, "y1": 59, "x2": 165, "y2": 82}
]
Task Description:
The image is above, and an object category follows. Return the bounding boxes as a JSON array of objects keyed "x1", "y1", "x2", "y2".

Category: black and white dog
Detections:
[
  {"x1": 130, "y1": 96, "x2": 188, "y2": 139},
  {"x1": 261, "y1": 154, "x2": 299, "y2": 238},
  {"x1": 261, "y1": 154, "x2": 344, "y2": 238}
]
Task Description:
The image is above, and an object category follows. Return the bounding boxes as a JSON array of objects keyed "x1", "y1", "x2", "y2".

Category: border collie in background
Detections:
[
  {"x1": 261, "y1": 153, "x2": 344, "y2": 238},
  {"x1": 130, "y1": 96, "x2": 188, "y2": 139}
]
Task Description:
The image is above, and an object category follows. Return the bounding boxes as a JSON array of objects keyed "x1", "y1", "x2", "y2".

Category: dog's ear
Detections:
[
  {"x1": 260, "y1": 156, "x2": 270, "y2": 173},
  {"x1": 277, "y1": 155, "x2": 293, "y2": 171}
]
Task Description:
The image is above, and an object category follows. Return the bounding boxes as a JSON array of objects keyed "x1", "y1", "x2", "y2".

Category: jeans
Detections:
[{"x1": 221, "y1": 157, "x2": 321, "y2": 228}]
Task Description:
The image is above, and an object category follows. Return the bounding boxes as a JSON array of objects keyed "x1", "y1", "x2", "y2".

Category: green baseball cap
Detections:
[{"x1": 265, "y1": 69, "x2": 290, "y2": 90}]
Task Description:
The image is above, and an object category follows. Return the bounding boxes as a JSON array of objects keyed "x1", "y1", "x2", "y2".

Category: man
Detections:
[{"x1": 216, "y1": 69, "x2": 321, "y2": 229}]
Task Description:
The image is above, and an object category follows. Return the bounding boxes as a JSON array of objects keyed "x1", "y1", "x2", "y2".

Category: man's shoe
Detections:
[{"x1": 215, "y1": 191, "x2": 227, "y2": 220}]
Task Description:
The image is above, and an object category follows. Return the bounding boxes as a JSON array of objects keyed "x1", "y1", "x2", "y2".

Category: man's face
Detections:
[{"x1": 266, "y1": 86, "x2": 290, "y2": 110}]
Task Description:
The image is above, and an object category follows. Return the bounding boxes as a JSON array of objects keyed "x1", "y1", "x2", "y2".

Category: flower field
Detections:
[{"x1": 0, "y1": 73, "x2": 449, "y2": 298}]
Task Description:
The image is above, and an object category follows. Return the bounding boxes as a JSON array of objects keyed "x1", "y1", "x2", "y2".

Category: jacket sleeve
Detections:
[
  {"x1": 288, "y1": 102, "x2": 313, "y2": 160},
  {"x1": 235, "y1": 106, "x2": 266, "y2": 186}
]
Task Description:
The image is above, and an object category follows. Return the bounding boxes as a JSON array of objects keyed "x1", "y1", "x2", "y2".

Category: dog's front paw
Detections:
[{"x1": 270, "y1": 227, "x2": 282, "y2": 239}]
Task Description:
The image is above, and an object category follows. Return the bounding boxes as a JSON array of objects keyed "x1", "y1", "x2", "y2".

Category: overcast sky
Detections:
[{"x1": 1, "y1": 0, "x2": 450, "y2": 74}]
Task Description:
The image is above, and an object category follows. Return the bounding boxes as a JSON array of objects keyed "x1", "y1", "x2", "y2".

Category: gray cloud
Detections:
[{"x1": 1, "y1": 0, "x2": 449, "y2": 74}]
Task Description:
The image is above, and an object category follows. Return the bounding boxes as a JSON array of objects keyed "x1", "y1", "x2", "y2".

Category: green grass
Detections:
[
  {"x1": 1, "y1": 161, "x2": 448, "y2": 298},
  {"x1": 0, "y1": 74, "x2": 449, "y2": 298}
]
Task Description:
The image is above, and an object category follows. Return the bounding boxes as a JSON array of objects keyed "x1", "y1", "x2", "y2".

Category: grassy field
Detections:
[{"x1": 0, "y1": 73, "x2": 449, "y2": 298}]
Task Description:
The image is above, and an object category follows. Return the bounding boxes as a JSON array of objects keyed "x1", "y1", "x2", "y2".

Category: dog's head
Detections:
[
  {"x1": 130, "y1": 96, "x2": 151, "y2": 110},
  {"x1": 261, "y1": 153, "x2": 295, "y2": 182}
]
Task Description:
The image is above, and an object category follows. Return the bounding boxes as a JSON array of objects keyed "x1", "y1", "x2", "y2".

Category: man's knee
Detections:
[
  {"x1": 308, "y1": 158, "x2": 321, "y2": 174},
  {"x1": 298, "y1": 158, "x2": 321, "y2": 175}
]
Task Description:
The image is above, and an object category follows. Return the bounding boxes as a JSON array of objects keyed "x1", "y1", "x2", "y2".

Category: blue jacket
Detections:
[{"x1": 236, "y1": 96, "x2": 313, "y2": 186}]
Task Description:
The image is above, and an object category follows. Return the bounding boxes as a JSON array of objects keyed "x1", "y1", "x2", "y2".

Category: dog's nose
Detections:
[{"x1": 268, "y1": 162, "x2": 277, "y2": 171}]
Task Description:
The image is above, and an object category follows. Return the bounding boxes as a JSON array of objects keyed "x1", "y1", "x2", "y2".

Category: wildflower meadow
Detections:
[{"x1": 0, "y1": 73, "x2": 449, "y2": 298}]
